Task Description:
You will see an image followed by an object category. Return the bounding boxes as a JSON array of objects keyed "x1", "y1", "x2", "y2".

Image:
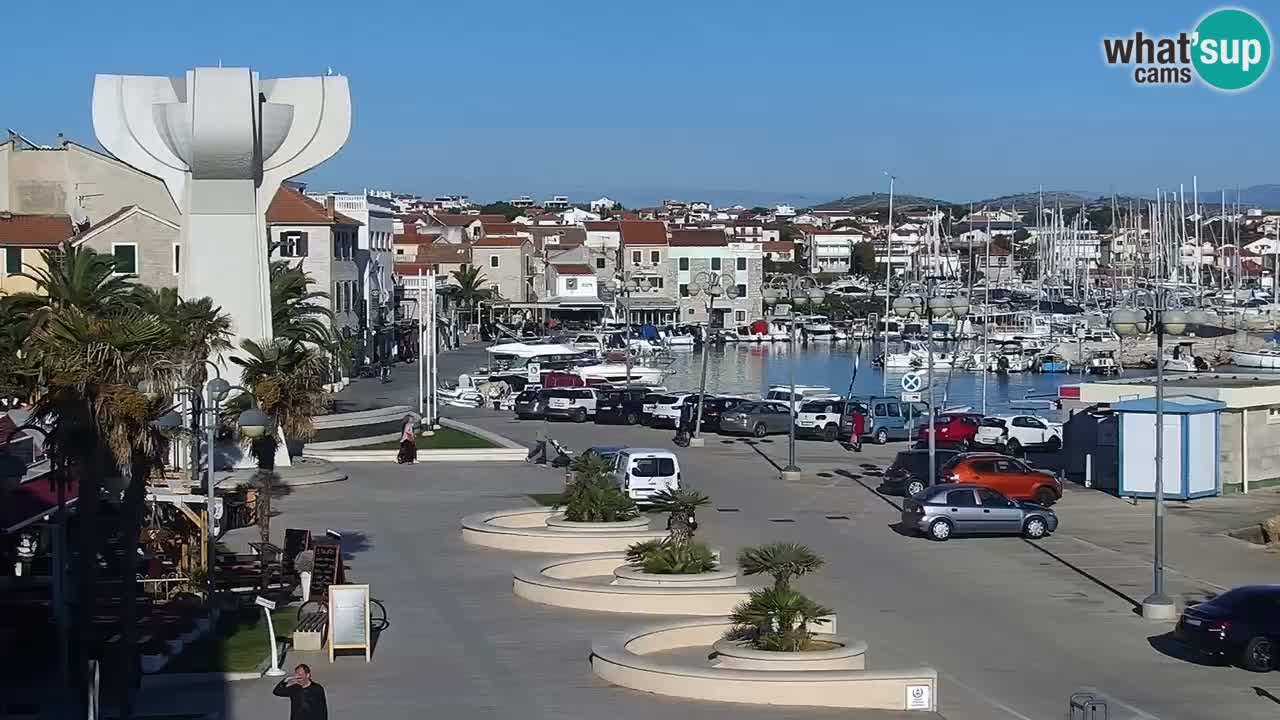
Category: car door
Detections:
[
  {"x1": 882, "y1": 401, "x2": 905, "y2": 437},
  {"x1": 766, "y1": 402, "x2": 791, "y2": 432},
  {"x1": 975, "y1": 488, "x2": 1024, "y2": 533},
  {"x1": 965, "y1": 458, "x2": 999, "y2": 490},
  {"x1": 943, "y1": 488, "x2": 981, "y2": 533}
]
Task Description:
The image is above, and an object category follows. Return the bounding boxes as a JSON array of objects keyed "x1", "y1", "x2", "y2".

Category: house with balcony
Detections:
[
  {"x1": 618, "y1": 220, "x2": 676, "y2": 325},
  {"x1": 669, "y1": 229, "x2": 762, "y2": 328},
  {"x1": 806, "y1": 230, "x2": 867, "y2": 273},
  {"x1": 267, "y1": 188, "x2": 364, "y2": 335},
  {"x1": 511, "y1": 195, "x2": 536, "y2": 209},
  {"x1": 762, "y1": 241, "x2": 797, "y2": 263},
  {"x1": 543, "y1": 195, "x2": 572, "y2": 211},
  {"x1": 590, "y1": 197, "x2": 618, "y2": 213}
]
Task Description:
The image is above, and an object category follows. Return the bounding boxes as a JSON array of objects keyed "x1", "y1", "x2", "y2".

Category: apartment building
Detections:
[
  {"x1": 669, "y1": 229, "x2": 763, "y2": 327},
  {"x1": 306, "y1": 190, "x2": 397, "y2": 330},
  {"x1": 266, "y1": 187, "x2": 363, "y2": 336},
  {"x1": 619, "y1": 220, "x2": 676, "y2": 324}
]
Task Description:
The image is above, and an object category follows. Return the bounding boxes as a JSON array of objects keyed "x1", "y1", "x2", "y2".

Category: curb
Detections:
[{"x1": 439, "y1": 416, "x2": 524, "y2": 449}]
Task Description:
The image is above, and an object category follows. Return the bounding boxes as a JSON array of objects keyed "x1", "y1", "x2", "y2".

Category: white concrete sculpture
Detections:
[{"x1": 92, "y1": 68, "x2": 351, "y2": 353}]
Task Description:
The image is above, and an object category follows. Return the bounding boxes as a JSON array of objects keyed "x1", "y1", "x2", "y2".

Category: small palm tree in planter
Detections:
[
  {"x1": 560, "y1": 454, "x2": 639, "y2": 522},
  {"x1": 725, "y1": 542, "x2": 833, "y2": 651},
  {"x1": 625, "y1": 487, "x2": 716, "y2": 574}
]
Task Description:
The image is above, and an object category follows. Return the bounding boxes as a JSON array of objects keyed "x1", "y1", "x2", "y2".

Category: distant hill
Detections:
[
  {"x1": 1201, "y1": 184, "x2": 1280, "y2": 210},
  {"x1": 814, "y1": 192, "x2": 953, "y2": 212}
]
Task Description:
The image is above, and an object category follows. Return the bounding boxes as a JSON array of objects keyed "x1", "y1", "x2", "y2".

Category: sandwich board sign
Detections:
[{"x1": 328, "y1": 583, "x2": 371, "y2": 662}]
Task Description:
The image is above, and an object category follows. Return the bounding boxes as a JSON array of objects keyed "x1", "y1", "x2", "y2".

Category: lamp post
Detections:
[
  {"x1": 606, "y1": 274, "x2": 654, "y2": 386},
  {"x1": 1111, "y1": 295, "x2": 1196, "y2": 621},
  {"x1": 882, "y1": 172, "x2": 896, "y2": 395},
  {"x1": 892, "y1": 286, "x2": 969, "y2": 484},
  {"x1": 762, "y1": 277, "x2": 825, "y2": 480},
  {"x1": 687, "y1": 271, "x2": 740, "y2": 448}
]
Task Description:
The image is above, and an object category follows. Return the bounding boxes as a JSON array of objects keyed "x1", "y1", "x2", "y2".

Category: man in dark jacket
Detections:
[{"x1": 273, "y1": 663, "x2": 328, "y2": 720}]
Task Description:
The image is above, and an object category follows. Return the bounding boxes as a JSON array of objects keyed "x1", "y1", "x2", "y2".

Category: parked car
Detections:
[
  {"x1": 973, "y1": 414, "x2": 1063, "y2": 455},
  {"x1": 514, "y1": 389, "x2": 547, "y2": 420},
  {"x1": 594, "y1": 387, "x2": 650, "y2": 425},
  {"x1": 583, "y1": 446, "x2": 624, "y2": 465},
  {"x1": 882, "y1": 448, "x2": 964, "y2": 497},
  {"x1": 795, "y1": 399, "x2": 847, "y2": 441},
  {"x1": 719, "y1": 401, "x2": 794, "y2": 437},
  {"x1": 1175, "y1": 585, "x2": 1280, "y2": 671},
  {"x1": 764, "y1": 385, "x2": 838, "y2": 411},
  {"x1": 611, "y1": 448, "x2": 681, "y2": 502},
  {"x1": 840, "y1": 396, "x2": 930, "y2": 444},
  {"x1": 937, "y1": 453, "x2": 1063, "y2": 506},
  {"x1": 699, "y1": 396, "x2": 753, "y2": 432},
  {"x1": 914, "y1": 413, "x2": 984, "y2": 449},
  {"x1": 542, "y1": 388, "x2": 598, "y2": 422},
  {"x1": 901, "y1": 484, "x2": 1058, "y2": 541},
  {"x1": 644, "y1": 392, "x2": 715, "y2": 428}
]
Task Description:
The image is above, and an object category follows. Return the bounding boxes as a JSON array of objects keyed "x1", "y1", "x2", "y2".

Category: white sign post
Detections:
[
  {"x1": 527, "y1": 362, "x2": 542, "y2": 384},
  {"x1": 900, "y1": 371, "x2": 926, "y2": 393}
]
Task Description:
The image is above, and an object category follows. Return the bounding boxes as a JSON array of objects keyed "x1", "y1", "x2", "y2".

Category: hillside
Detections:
[{"x1": 814, "y1": 192, "x2": 952, "y2": 212}]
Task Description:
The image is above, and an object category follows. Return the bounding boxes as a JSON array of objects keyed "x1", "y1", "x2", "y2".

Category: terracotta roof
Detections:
[
  {"x1": 432, "y1": 214, "x2": 481, "y2": 227},
  {"x1": 583, "y1": 221, "x2": 620, "y2": 232},
  {"x1": 481, "y1": 222, "x2": 521, "y2": 237},
  {"x1": 792, "y1": 223, "x2": 824, "y2": 235},
  {"x1": 472, "y1": 236, "x2": 529, "y2": 248},
  {"x1": 0, "y1": 213, "x2": 73, "y2": 247},
  {"x1": 397, "y1": 243, "x2": 472, "y2": 266},
  {"x1": 553, "y1": 263, "x2": 595, "y2": 276},
  {"x1": 670, "y1": 229, "x2": 728, "y2": 247},
  {"x1": 478, "y1": 214, "x2": 510, "y2": 224},
  {"x1": 620, "y1": 220, "x2": 669, "y2": 246},
  {"x1": 761, "y1": 241, "x2": 795, "y2": 252},
  {"x1": 266, "y1": 188, "x2": 362, "y2": 226}
]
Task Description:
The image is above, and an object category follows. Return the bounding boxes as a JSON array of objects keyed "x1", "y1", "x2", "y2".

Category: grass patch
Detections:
[
  {"x1": 349, "y1": 427, "x2": 496, "y2": 451},
  {"x1": 163, "y1": 607, "x2": 298, "y2": 674},
  {"x1": 528, "y1": 493, "x2": 565, "y2": 507}
]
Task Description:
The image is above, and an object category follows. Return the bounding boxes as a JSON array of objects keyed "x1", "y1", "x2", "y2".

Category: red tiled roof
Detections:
[
  {"x1": 0, "y1": 213, "x2": 73, "y2": 247},
  {"x1": 792, "y1": 223, "x2": 824, "y2": 235},
  {"x1": 472, "y1": 236, "x2": 529, "y2": 248},
  {"x1": 669, "y1": 229, "x2": 728, "y2": 247},
  {"x1": 554, "y1": 263, "x2": 595, "y2": 275},
  {"x1": 478, "y1": 214, "x2": 510, "y2": 224},
  {"x1": 432, "y1": 214, "x2": 481, "y2": 227},
  {"x1": 583, "y1": 221, "x2": 620, "y2": 232},
  {"x1": 761, "y1": 241, "x2": 795, "y2": 252},
  {"x1": 620, "y1": 220, "x2": 668, "y2": 246},
  {"x1": 481, "y1": 222, "x2": 521, "y2": 236},
  {"x1": 266, "y1": 188, "x2": 362, "y2": 226}
]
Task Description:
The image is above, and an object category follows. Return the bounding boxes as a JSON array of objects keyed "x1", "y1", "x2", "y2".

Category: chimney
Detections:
[{"x1": 325, "y1": 196, "x2": 336, "y2": 218}]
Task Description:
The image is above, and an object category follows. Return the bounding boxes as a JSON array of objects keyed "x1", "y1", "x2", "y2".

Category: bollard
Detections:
[
  {"x1": 1085, "y1": 453, "x2": 1092, "y2": 488},
  {"x1": 1069, "y1": 692, "x2": 1108, "y2": 719}
]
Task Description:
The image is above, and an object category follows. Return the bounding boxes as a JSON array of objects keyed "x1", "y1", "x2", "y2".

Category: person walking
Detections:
[
  {"x1": 673, "y1": 398, "x2": 695, "y2": 447},
  {"x1": 846, "y1": 402, "x2": 865, "y2": 453},
  {"x1": 527, "y1": 424, "x2": 548, "y2": 464},
  {"x1": 397, "y1": 415, "x2": 417, "y2": 464},
  {"x1": 273, "y1": 663, "x2": 328, "y2": 720}
]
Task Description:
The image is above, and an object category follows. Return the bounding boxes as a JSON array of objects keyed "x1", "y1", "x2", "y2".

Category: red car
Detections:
[{"x1": 914, "y1": 413, "x2": 983, "y2": 449}]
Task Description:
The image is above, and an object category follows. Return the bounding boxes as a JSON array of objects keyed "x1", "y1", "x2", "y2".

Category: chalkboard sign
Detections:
[
  {"x1": 309, "y1": 542, "x2": 344, "y2": 598},
  {"x1": 283, "y1": 529, "x2": 311, "y2": 575},
  {"x1": 327, "y1": 583, "x2": 371, "y2": 662}
]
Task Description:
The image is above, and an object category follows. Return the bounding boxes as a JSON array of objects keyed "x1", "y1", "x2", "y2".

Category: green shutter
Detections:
[{"x1": 5, "y1": 248, "x2": 21, "y2": 275}]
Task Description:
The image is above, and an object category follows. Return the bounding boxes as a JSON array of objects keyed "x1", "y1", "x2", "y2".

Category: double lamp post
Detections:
[
  {"x1": 762, "y1": 277, "x2": 825, "y2": 480},
  {"x1": 606, "y1": 273, "x2": 654, "y2": 387},
  {"x1": 687, "y1": 271, "x2": 739, "y2": 447}
]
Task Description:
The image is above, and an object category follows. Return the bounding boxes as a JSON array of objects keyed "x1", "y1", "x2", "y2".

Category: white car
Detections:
[
  {"x1": 542, "y1": 387, "x2": 598, "y2": 422},
  {"x1": 643, "y1": 392, "x2": 714, "y2": 428},
  {"x1": 794, "y1": 398, "x2": 846, "y2": 441},
  {"x1": 974, "y1": 415, "x2": 1063, "y2": 454},
  {"x1": 764, "y1": 385, "x2": 838, "y2": 411}
]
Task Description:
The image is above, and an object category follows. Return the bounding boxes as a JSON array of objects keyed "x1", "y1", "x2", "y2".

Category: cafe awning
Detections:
[{"x1": 1, "y1": 472, "x2": 79, "y2": 534}]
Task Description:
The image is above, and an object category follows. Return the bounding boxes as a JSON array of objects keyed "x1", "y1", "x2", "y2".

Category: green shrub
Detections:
[
  {"x1": 560, "y1": 455, "x2": 638, "y2": 522},
  {"x1": 625, "y1": 539, "x2": 716, "y2": 574},
  {"x1": 724, "y1": 542, "x2": 831, "y2": 652}
]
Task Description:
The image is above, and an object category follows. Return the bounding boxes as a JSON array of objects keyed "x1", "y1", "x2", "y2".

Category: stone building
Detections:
[
  {"x1": 266, "y1": 187, "x2": 363, "y2": 336},
  {"x1": 669, "y1": 229, "x2": 763, "y2": 328}
]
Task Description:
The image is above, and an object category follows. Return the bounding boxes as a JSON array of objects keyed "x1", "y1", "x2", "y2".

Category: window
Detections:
[
  {"x1": 976, "y1": 488, "x2": 1014, "y2": 508},
  {"x1": 4, "y1": 248, "x2": 21, "y2": 275},
  {"x1": 736, "y1": 283, "x2": 747, "y2": 297},
  {"x1": 111, "y1": 243, "x2": 138, "y2": 274},
  {"x1": 565, "y1": 278, "x2": 578, "y2": 290},
  {"x1": 632, "y1": 250, "x2": 642, "y2": 264},
  {"x1": 172, "y1": 244, "x2": 181, "y2": 275},
  {"x1": 1012, "y1": 416, "x2": 1045, "y2": 429},
  {"x1": 280, "y1": 231, "x2": 309, "y2": 257},
  {"x1": 649, "y1": 277, "x2": 663, "y2": 289},
  {"x1": 736, "y1": 257, "x2": 747, "y2": 271},
  {"x1": 490, "y1": 255, "x2": 500, "y2": 268},
  {"x1": 596, "y1": 257, "x2": 606, "y2": 269},
  {"x1": 1268, "y1": 407, "x2": 1280, "y2": 425},
  {"x1": 650, "y1": 250, "x2": 660, "y2": 264},
  {"x1": 711, "y1": 257, "x2": 721, "y2": 271},
  {"x1": 946, "y1": 489, "x2": 977, "y2": 507},
  {"x1": 688, "y1": 308, "x2": 696, "y2": 315},
  {"x1": 735, "y1": 310, "x2": 746, "y2": 322},
  {"x1": 884, "y1": 402, "x2": 902, "y2": 417},
  {"x1": 678, "y1": 257, "x2": 689, "y2": 271},
  {"x1": 632, "y1": 457, "x2": 675, "y2": 477},
  {"x1": 679, "y1": 283, "x2": 689, "y2": 297}
]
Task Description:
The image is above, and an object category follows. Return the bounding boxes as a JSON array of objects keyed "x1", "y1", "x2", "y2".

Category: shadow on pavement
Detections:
[
  {"x1": 1147, "y1": 632, "x2": 1227, "y2": 667},
  {"x1": 1253, "y1": 686, "x2": 1280, "y2": 705},
  {"x1": 739, "y1": 440, "x2": 782, "y2": 472}
]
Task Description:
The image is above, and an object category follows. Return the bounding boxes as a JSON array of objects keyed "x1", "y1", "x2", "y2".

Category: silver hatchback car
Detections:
[
  {"x1": 718, "y1": 401, "x2": 794, "y2": 437},
  {"x1": 901, "y1": 484, "x2": 1058, "y2": 541}
]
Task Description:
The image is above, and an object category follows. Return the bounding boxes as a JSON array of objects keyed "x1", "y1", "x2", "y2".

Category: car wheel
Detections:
[
  {"x1": 1005, "y1": 438, "x2": 1022, "y2": 456},
  {"x1": 928, "y1": 518, "x2": 952, "y2": 541},
  {"x1": 625, "y1": 411, "x2": 638, "y2": 426},
  {"x1": 573, "y1": 408, "x2": 588, "y2": 423},
  {"x1": 874, "y1": 428, "x2": 889, "y2": 445},
  {"x1": 1047, "y1": 435, "x2": 1062, "y2": 451},
  {"x1": 1023, "y1": 516, "x2": 1048, "y2": 539},
  {"x1": 822, "y1": 423, "x2": 838, "y2": 442},
  {"x1": 1242, "y1": 636, "x2": 1276, "y2": 672},
  {"x1": 1034, "y1": 487, "x2": 1058, "y2": 507},
  {"x1": 753, "y1": 423, "x2": 767, "y2": 438},
  {"x1": 906, "y1": 479, "x2": 926, "y2": 497}
]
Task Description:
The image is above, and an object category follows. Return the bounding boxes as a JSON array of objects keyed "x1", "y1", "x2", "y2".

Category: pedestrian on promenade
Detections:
[
  {"x1": 846, "y1": 402, "x2": 865, "y2": 452},
  {"x1": 397, "y1": 415, "x2": 417, "y2": 464},
  {"x1": 272, "y1": 663, "x2": 328, "y2": 720},
  {"x1": 527, "y1": 424, "x2": 548, "y2": 464},
  {"x1": 673, "y1": 399, "x2": 695, "y2": 447}
]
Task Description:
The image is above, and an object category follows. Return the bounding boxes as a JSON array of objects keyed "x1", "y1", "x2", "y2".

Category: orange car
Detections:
[{"x1": 937, "y1": 452, "x2": 1063, "y2": 506}]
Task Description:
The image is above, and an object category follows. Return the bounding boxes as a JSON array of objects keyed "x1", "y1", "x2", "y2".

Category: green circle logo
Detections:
[{"x1": 1193, "y1": 8, "x2": 1271, "y2": 91}]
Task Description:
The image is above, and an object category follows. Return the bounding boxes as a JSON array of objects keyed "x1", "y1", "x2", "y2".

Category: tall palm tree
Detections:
[
  {"x1": 451, "y1": 264, "x2": 489, "y2": 315},
  {"x1": 270, "y1": 260, "x2": 333, "y2": 347},
  {"x1": 132, "y1": 286, "x2": 233, "y2": 385}
]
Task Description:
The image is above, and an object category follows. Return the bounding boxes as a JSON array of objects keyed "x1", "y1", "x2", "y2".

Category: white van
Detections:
[
  {"x1": 612, "y1": 448, "x2": 681, "y2": 502},
  {"x1": 764, "y1": 385, "x2": 837, "y2": 411}
]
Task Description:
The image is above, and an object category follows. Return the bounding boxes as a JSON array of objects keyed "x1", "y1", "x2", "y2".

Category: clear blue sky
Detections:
[{"x1": 2, "y1": 1, "x2": 1274, "y2": 206}]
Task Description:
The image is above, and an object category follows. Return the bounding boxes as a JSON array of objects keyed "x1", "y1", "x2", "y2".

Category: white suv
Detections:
[
  {"x1": 974, "y1": 414, "x2": 1063, "y2": 454},
  {"x1": 643, "y1": 392, "x2": 713, "y2": 428},
  {"x1": 543, "y1": 388, "x2": 598, "y2": 422}
]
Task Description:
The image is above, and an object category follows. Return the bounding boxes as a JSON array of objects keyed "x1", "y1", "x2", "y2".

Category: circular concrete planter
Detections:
[
  {"x1": 590, "y1": 617, "x2": 938, "y2": 711},
  {"x1": 513, "y1": 553, "x2": 756, "y2": 615},
  {"x1": 710, "y1": 636, "x2": 867, "y2": 671},
  {"x1": 612, "y1": 565, "x2": 738, "y2": 587},
  {"x1": 461, "y1": 508, "x2": 667, "y2": 553}
]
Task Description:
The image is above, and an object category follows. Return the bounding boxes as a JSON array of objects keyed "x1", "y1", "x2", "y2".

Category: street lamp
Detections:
[
  {"x1": 882, "y1": 172, "x2": 896, "y2": 395},
  {"x1": 892, "y1": 287, "x2": 969, "y2": 486},
  {"x1": 762, "y1": 277, "x2": 825, "y2": 480},
  {"x1": 1111, "y1": 294, "x2": 1190, "y2": 621},
  {"x1": 687, "y1": 271, "x2": 740, "y2": 447},
  {"x1": 606, "y1": 273, "x2": 654, "y2": 386}
]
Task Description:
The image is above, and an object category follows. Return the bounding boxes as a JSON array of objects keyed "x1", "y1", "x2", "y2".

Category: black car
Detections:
[
  {"x1": 595, "y1": 387, "x2": 649, "y2": 425},
  {"x1": 881, "y1": 448, "x2": 963, "y2": 497},
  {"x1": 1175, "y1": 585, "x2": 1280, "y2": 670},
  {"x1": 699, "y1": 396, "x2": 752, "y2": 432},
  {"x1": 513, "y1": 389, "x2": 546, "y2": 420}
]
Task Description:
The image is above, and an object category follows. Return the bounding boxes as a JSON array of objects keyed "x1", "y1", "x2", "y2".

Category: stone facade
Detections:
[
  {"x1": 0, "y1": 140, "x2": 179, "y2": 224},
  {"x1": 74, "y1": 207, "x2": 181, "y2": 290}
]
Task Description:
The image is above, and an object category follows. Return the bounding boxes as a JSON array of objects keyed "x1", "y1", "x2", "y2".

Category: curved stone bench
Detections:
[
  {"x1": 461, "y1": 508, "x2": 667, "y2": 553},
  {"x1": 590, "y1": 617, "x2": 938, "y2": 711},
  {"x1": 513, "y1": 553, "x2": 756, "y2": 615}
]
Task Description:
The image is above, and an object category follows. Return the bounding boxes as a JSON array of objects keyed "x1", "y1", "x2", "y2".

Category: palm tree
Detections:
[
  {"x1": 648, "y1": 487, "x2": 710, "y2": 543},
  {"x1": 270, "y1": 260, "x2": 333, "y2": 347},
  {"x1": 736, "y1": 542, "x2": 825, "y2": 592},
  {"x1": 132, "y1": 287, "x2": 233, "y2": 385},
  {"x1": 451, "y1": 264, "x2": 489, "y2": 316},
  {"x1": 726, "y1": 587, "x2": 833, "y2": 652}
]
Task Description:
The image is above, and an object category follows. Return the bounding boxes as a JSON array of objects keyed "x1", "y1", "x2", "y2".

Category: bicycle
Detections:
[{"x1": 297, "y1": 595, "x2": 390, "y2": 634}]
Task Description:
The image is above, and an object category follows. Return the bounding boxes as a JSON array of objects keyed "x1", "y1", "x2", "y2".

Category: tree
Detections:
[
  {"x1": 850, "y1": 241, "x2": 877, "y2": 275},
  {"x1": 269, "y1": 260, "x2": 333, "y2": 347},
  {"x1": 451, "y1": 265, "x2": 489, "y2": 314},
  {"x1": 480, "y1": 201, "x2": 522, "y2": 221},
  {"x1": 727, "y1": 543, "x2": 832, "y2": 652},
  {"x1": 736, "y1": 542, "x2": 824, "y2": 592},
  {"x1": 648, "y1": 487, "x2": 710, "y2": 543},
  {"x1": 229, "y1": 338, "x2": 330, "y2": 443}
]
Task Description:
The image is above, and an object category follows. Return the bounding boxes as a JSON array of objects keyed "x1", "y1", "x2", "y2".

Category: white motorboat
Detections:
[
  {"x1": 1229, "y1": 347, "x2": 1280, "y2": 369},
  {"x1": 880, "y1": 341, "x2": 961, "y2": 369},
  {"x1": 1086, "y1": 350, "x2": 1120, "y2": 376},
  {"x1": 574, "y1": 362, "x2": 669, "y2": 385},
  {"x1": 569, "y1": 332, "x2": 604, "y2": 354},
  {"x1": 1164, "y1": 341, "x2": 1210, "y2": 372},
  {"x1": 664, "y1": 334, "x2": 696, "y2": 348}
]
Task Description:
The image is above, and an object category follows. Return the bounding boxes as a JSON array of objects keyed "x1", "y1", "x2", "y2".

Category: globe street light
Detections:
[
  {"x1": 1110, "y1": 294, "x2": 1190, "y2": 622},
  {"x1": 763, "y1": 277, "x2": 825, "y2": 480},
  {"x1": 606, "y1": 274, "x2": 654, "y2": 386},
  {"x1": 687, "y1": 271, "x2": 740, "y2": 447},
  {"x1": 892, "y1": 286, "x2": 969, "y2": 485}
]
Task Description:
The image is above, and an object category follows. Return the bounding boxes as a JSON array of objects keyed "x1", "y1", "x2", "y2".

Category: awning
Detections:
[{"x1": 1, "y1": 471, "x2": 79, "y2": 534}]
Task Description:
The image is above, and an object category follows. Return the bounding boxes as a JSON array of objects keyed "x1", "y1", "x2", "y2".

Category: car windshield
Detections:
[
  {"x1": 801, "y1": 400, "x2": 842, "y2": 413},
  {"x1": 730, "y1": 402, "x2": 759, "y2": 414}
]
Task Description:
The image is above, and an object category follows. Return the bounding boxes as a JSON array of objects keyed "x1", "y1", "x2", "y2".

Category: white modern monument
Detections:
[{"x1": 92, "y1": 67, "x2": 352, "y2": 358}]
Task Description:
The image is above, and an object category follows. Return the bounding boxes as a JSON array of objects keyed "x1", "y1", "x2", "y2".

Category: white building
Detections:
[
  {"x1": 544, "y1": 195, "x2": 571, "y2": 211},
  {"x1": 267, "y1": 187, "x2": 362, "y2": 335},
  {"x1": 559, "y1": 207, "x2": 600, "y2": 225},
  {"x1": 511, "y1": 195, "x2": 536, "y2": 208},
  {"x1": 590, "y1": 196, "x2": 618, "y2": 213},
  {"x1": 669, "y1": 229, "x2": 763, "y2": 326},
  {"x1": 307, "y1": 190, "x2": 396, "y2": 327},
  {"x1": 774, "y1": 204, "x2": 797, "y2": 218},
  {"x1": 806, "y1": 231, "x2": 866, "y2": 273}
]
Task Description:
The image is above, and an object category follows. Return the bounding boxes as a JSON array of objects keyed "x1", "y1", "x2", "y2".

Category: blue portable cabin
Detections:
[{"x1": 1112, "y1": 395, "x2": 1225, "y2": 500}]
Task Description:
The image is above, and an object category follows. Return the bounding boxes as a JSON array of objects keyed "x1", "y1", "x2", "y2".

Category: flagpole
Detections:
[{"x1": 417, "y1": 267, "x2": 425, "y2": 420}]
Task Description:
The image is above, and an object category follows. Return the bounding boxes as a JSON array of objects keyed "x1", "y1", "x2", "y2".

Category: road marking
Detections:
[{"x1": 935, "y1": 669, "x2": 1037, "y2": 720}]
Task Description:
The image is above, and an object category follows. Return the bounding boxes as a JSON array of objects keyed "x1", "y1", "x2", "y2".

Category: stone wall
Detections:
[{"x1": 78, "y1": 212, "x2": 179, "y2": 290}]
